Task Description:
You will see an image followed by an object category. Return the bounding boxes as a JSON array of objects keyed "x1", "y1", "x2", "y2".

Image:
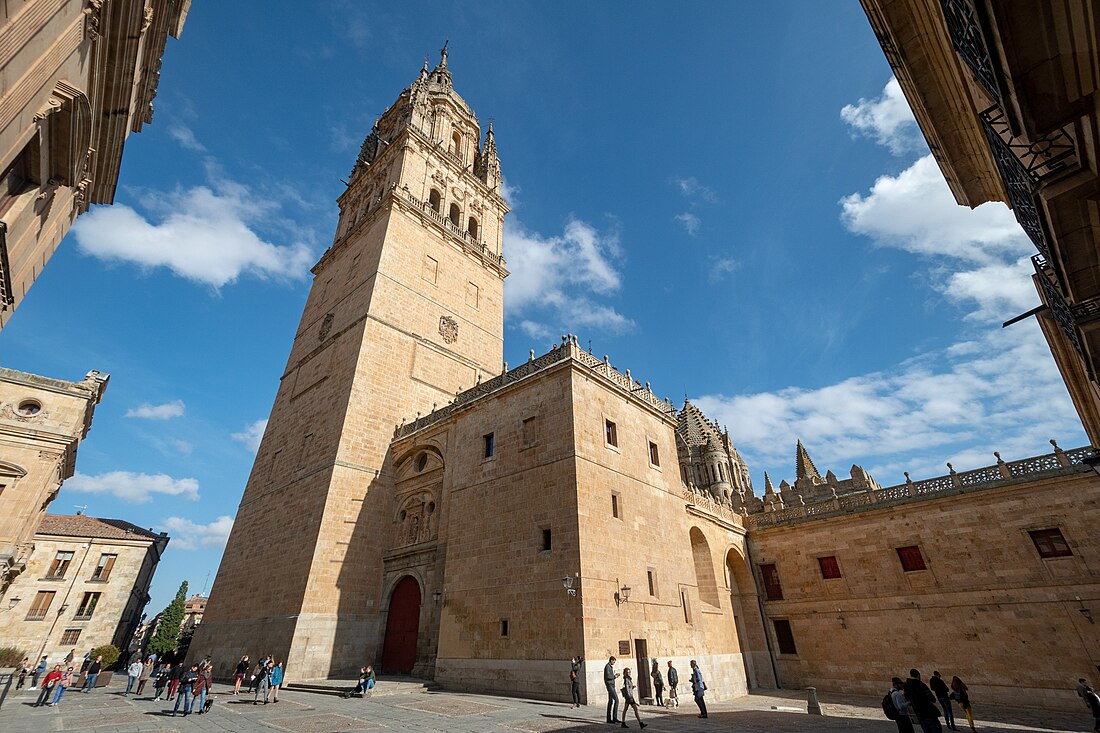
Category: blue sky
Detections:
[{"x1": 0, "y1": 2, "x2": 1086, "y2": 614}]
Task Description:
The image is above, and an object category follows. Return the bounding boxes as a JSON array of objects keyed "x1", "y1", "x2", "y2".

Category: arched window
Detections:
[
  {"x1": 467, "y1": 216, "x2": 479, "y2": 239},
  {"x1": 717, "y1": 463, "x2": 724, "y2": 481},
  {"x1": 429, "y1": 188, "x2": 442, "y2": 213},
  {"x1": 448, "y1": 203, "x2": 460, "y2": 227},
  {"x1": 451, "y1": 131, "x2": 461, "y2": 157}
]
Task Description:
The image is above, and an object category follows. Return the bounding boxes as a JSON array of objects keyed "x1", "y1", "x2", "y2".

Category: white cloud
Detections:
[
  {"x1": 125, "y1": 400, "x2": 185, "y2": 420},
  {"x1": 167, "y1": 125, "x2": 206, "y2": 153},
  {"x1": 675, "y1": 212, "x2": 700, "y2": 235},
  {"x1": 840, "y1": 77, "x2": 923, "y2": 155},
  {"x1": 841, "y1": 155, "x2": 1028, "y2": 264},
  {"x1": 66, "y1": 471, "x2": 200, "y2": 503},
  {"x1": 673, "y1": 176, "x2": 718, "y2": 203},
  {"x1": 161, "y1": 515, "x2": 234, "y2": 550},
  {"x1": 232, "y1": 419, "x2": 268, "y2": 452},
  {"x1": 708, "y1": 256, "x2": 740, "y2": 283},
  {"x1": 72, "y1": 174, "x2": 314, "y2": 288},
  {"x1": 697, "y1": 323, "x2": 1085, "y2": 487},
  {"x1": 944, "y1": 256, "x2": 1037, "y2": 322},
  {"x1": 504, "y1": 217, "x2": 633, "y2": 337}
]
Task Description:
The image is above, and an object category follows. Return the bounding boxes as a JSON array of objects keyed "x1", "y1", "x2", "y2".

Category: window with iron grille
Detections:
[
  {"x1": 26, "y1": 591, "x2": 55, "y2": 620},
  {"x1": 1029, "y1": 528, "x2": 1072, "y2": 558},
  {"x1": 91, "y1": 553, "x2": 117, "y2": 581},
  {"x1": 60, "y1": 628, "x2": 81, "y2": 645},
  {"x1": 75, "y1": 592, "x2": 101, "y2": 619},
  {"x1": 897, "y1": 545, "x2": 927, "y2": 572},
  {"x1": 46, "y1": 551, "x2": 75, "y2": 579},
  {"x1": 760, "y1": 563, "x2": 783, "y2": 600}
]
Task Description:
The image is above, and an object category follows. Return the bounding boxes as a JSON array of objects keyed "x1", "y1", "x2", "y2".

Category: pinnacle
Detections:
[{"x1": 795, "y1": 439, "x2": 821, "y2": 481}]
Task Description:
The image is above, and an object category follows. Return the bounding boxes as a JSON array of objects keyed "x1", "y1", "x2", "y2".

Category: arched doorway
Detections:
[
  {"x1": 381, "y1": 576, "x2": 421, "y2": 673},
  {"x1": 725, "y1": 547, "x2": 777, "y2": 689}
]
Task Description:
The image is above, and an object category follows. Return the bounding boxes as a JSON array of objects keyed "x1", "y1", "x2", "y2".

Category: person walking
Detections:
[
  {"x1": 247, "y1": 659, "x2": 261, "y2": 693},
  {"x1": 667, "y1": 661, "x2": 679, "y2": 708},
  {"x1": 930, "y1": 671, "x2": 956, "y2": 731},
  {"x1": 137, "y1": 657, "x2": 154, "y2": 695},
  {"x1": 1084, "y1": 686, "x2": 1100, "y2": 733},
  {"x1": 650, "y1": 660, "x2": 664, "y2": 708},
  {"x1": 254, "y1": 657, "x2": 272, "y2": 705},
  {"x1": 569, "y1": 656, "x2": 583, "y2": 708},
  {"x1": 125, "y1": 658, "x2": 143, "y2": 694},
  {"x1": 153, "y1": 663, "x2": 171, "y2": 701},
  {"x1": 195, "y1": 664, "x2": 212, "y2": 713},
  {"x1": 31, "y1": 655, "x2": 48, "y2": 689},
  {"x1": 171, "y1": 665, "x2": 198, "y2": 716},
  {"x1": 604, "y1": 656, "x2": 621, "y2": 724},
  {"x1": 167, "y1": 661, "x2": 183, "y2": 700},
  {"x1": 82, "y1": 656, "x2": 103, "y2": 692},
  {"x1": 50, "y1": 667, "x2": 74, "y2": 706},
  {"x1": 63, "y1": 648, "x2": 75, "y2": 666},
  {"x1": 270, "y1": 661, "x2": 284, "y2": 702},
  {"x1": 888, "y1": 677, "x2": 915, "y2": 733},
  {"x1": 689, "y1": 660, "x2": 708, "y2": 719},
  {"x1": 34, "y1": 665, "x2": 62, "y2": 707},
  {"x1": 949, "y1": 676, "x2": 975, "y2": 733},
  {"x1": 17, "y1": 657, "x2": 29, "y2": 690},
  {"x1": 904, "y1": 669, "x2": 944, "y2": 733},
  {"x1": 233, "y1": 655, "x2": 249, "y2": 695},
  {"x1": 619, "y1": 667, "x2": 648, "y2": 729}
]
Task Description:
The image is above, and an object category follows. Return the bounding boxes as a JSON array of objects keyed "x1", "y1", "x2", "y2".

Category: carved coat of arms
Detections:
[{"x1": 439, "y1": 315, "x2": 458, "y2": 344}]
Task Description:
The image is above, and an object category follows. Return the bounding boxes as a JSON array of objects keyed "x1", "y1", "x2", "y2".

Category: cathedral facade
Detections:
[{"x1": 191, "y1": 53, "x2": 1099, "y2": 710}]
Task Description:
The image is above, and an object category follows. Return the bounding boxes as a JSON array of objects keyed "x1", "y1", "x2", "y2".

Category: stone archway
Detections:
[
  {"x1": 726, "y1": 547, "x2": 777, "y2": 689},
  {"x1": 381, "y1": 575, "x2": 421, "y2": 673}
]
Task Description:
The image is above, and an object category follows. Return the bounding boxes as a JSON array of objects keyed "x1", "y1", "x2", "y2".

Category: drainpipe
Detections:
[{"x1": 742, "y1": 533, "x2": 780, "y2": 689}]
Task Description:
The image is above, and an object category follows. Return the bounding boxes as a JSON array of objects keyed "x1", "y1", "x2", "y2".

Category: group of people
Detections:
[
  {"x1": 231, "y1": 654, "x2": 286, "y2": 705},
  {"x1": 1077, "y1": 678, "x2": 1100, "y2": 732},
  {"x1": 885, "y1": 669, "x2": 974, "y2": 733},
  {"x1": 17, "y1": 652, "x2": 107, "y2": 707},
  {"x1": 593, "y1": 656, "x2": 709, "y2": 727}
]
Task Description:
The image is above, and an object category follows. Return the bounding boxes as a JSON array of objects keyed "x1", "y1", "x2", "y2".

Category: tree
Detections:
[{"x1": 147, "y1": 580, "x2": 188, "y2": 656}]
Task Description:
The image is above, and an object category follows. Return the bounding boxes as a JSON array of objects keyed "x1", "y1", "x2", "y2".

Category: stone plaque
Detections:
[
  {"x1": 618, "y1": 640, "x2": 631, "y2": 655},
  {"x1": 439, "y1": 315, "x2": 458, "y2": 344}
]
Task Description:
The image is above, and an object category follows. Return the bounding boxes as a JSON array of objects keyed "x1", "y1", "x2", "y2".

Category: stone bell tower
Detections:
[{"x1": 191, "y1": 48, "x2": 509, "y2": 679}]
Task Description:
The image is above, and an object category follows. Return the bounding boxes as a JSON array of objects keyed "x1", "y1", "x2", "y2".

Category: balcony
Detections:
[
  {"x1": 1034, "y1": 255, "x2": 1086, "y2": 362},
  {"x1": 939, "y1": 0, "x2": 1001, "y2": 103},
  {"x1": 24, "y1": 610, "x2": 47, "y2": 621}
]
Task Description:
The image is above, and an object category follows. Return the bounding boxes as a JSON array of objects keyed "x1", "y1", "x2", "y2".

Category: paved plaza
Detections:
[{"x1": 0, "y1": 678, "x2": 1092, "y2": 733}]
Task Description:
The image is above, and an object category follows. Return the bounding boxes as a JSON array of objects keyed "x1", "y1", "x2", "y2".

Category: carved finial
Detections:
[
  {"x1": 439, "y1": 39, "x2": 449, "y2": 67},
  {"x1": 1051, "y1": 438, "x2": 1063, "y2": 453},
  {"x1": 604, "y1": 355, "x2": 610, "y2": 364},
  {"x1": 947, "y1": 462, "x2": 955, "y2": 473},
  {"x1": 645, "y1": 381, "x2": 651, "y2": 392},
  {"x1": 421, "y1": 57, "x2": 429, "y2": 77},
  {"x1": 529, "y1": 349, "x2": 535, "y2": 362},
  {"x1": 994, "y1": 451, "x2": 1005, "y2": 464},
  {"x1": 904, "y1": 471, "x2": 912, "y2": 484},
  {"x1": 476, "y1": 373, "x2": 482, "y2": 384},
  {"x1": 502, "y1": 362, "x2": 508, "y2": 373},
  {"x1": 626, "y1": 369, "x2": 632, "y2": 381}
]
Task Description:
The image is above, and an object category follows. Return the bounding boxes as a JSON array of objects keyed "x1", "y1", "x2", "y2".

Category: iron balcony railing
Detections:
[
  {"x1": 1034, "y1": 255, "x2": 1086, "y2": 361},
  {"x1": 939, "y1": 0, "x2": 1001, "y2": 103}
]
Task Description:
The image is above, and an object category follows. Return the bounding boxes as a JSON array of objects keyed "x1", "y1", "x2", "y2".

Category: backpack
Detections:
[{"x1": 882, "y1": 692, "x2": 899, "y2": 720}]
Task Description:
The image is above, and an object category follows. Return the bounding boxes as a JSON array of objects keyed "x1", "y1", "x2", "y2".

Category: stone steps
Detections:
[{"x1": 285, "y1": 676, "x2": 440, "y2": 698}]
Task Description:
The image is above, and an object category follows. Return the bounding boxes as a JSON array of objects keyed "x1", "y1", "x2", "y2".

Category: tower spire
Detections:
[
  {"x1": 763, "y1": 471, "x2": 776, "y2": 495},
  {"x1": 439, "y1": 39, "x2": 449, "y2": 67},
  {"x1": 795, "y1": 440, "x2": 821, "y2": 481}
]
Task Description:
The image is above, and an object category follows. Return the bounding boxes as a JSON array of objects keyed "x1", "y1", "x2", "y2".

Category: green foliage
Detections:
[
  {"x1": 0, "y1": 646, "x2": 26, "y2": 667},
  {"x1": 147, "y1": 580, "x2": 188, "y2": 656},
  {"x1": 89, "y1": 644, "x2": 120, "y2": 668}
]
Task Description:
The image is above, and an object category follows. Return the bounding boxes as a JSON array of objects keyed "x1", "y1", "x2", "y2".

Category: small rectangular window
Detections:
[
  {"x1": 422, "y1": 255, "x2": 438, "y2": 283},
  {"x1": 605, "y1": 419, "x2": 618, "y2": 447},
  {"x1": 897, "y1": 545, "x2": 927, "y2": 572},
  {"x1": 760, "y1": 563, "x2": 783, "y2": 600},
  {"x1": 26, "y1": 591, "x2": 55, "y2": 621},
  {"x1": 647, "y1": 569, "x2": 658, "y2": 597},
  {"x1": 681, "y1": 589, "x2": 692, "y2": 624},
  {"x1": 818, "y1": 555, "x2": 842, "y2": 580},
  {"x1": 46, "y1": 551, "x2": 75, "y2": 579},
  {"x1": 75, "y1": 592, "x2": 101, "y2": 620},
  {"x1": 649, "y1": 441, "x2": 660, "y2": 467},
  {"x1": 773, "y1": 619, "x2": 798, "y2": 655},
  {"x1": 500, "y1": 618, "x2": 509, "y2": 637},
  {"x1": 541, "y1": 527, "x2": 552, "y2": 552},
  {"x1": 611, "y1": 492, "x2": 621, "y2": 519},
  {"x1": 1030, "y1": 528, "x2": 1072, "y2": 558},
  {"x1": 466, "y1": 281, "x2": 479, "y2": 308},
  {"x1": 483, "y1": 432, "x2": 495, "y2": 458},
  {"x1": 60, "y1": 629, "x2": 82, "y2": 645},
  {"x1": 92, "y1": 553, "x2": 118, "y2": 581},
  {"x1": 522, "y1": 416, "x2": 538, "y2": 448}
]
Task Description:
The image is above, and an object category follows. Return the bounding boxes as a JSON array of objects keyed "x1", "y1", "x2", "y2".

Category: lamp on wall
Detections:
[
  {"x1": 3, "y1": 596, "x2": 20, "y2": 612},
  {"x1": 614, "y1": 580, "x2": 631, "y2": 607},
  {"x1": 1077, "y1": 596, "x2": 1093, "y2": 623},
  {"x1": 433, "y1": 590, "x2": 445, "y2": 606},
  {"x1": 562, "y1": 575, "x2": 578, "y2": 598}
]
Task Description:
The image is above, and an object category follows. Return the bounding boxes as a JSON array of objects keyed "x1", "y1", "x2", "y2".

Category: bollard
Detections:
[{"x1": 806, "y1": 686, "x2": 823, "y2": 716}]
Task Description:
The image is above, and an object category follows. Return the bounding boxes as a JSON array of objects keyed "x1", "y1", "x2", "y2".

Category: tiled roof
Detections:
[
  {"x1": 37, "y1": 514, "x2": 164, "y2": 542},
  {"x1": 677, "y1": 401, "x2": 722, "y2": 447}
]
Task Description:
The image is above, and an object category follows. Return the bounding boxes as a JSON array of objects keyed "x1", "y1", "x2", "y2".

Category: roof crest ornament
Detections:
[{"x1": 440, "y1": 39, "x2": 449, "y2": 68}]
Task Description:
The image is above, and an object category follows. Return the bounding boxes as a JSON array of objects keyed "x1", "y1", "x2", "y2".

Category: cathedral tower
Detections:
[{"x1": 191, "y1": 49, "x2": 508, "y2": 679}]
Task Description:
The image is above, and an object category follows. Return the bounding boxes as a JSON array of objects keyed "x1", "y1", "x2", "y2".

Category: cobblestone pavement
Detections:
[{"x1": 0, "y1": 680, "x2": 1092, "y2": 733}]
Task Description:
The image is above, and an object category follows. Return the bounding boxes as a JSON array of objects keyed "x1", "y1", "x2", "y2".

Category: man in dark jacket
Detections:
[
  {"x1": 171, "y1": 665, "x2": 199, "y2": 716},
  {"x1": 904, "y1": 669, "x2": 943, "y2": 733},
  {"x1": 81, "y1": 656, "x2": 103, "y2": 692},
  {"x1": 929, "y1": 671, "x2": 956, "y2": 730},
  {"x1": 604, "y1": 656, "x2": 620, "y2": 724}
]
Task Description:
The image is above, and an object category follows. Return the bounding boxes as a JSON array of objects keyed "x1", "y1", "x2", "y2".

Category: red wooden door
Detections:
[{"x1": 381, "y1": 576, "x2": 421, "y2": 673}]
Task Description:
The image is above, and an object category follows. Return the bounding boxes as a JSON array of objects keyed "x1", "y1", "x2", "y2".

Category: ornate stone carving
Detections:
[
  {"x1": 451, "y1": 187, "x2": 465, "y2": 202},
  {"x1": 319, "y1": 313, "x2": 334, "y2": 340},
  {"x1": 439, "y1": 315, "x2": 458, "y2": 344},
  {"x1": 83, "y1": 0, "x2": 105, "y2": 39}
]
